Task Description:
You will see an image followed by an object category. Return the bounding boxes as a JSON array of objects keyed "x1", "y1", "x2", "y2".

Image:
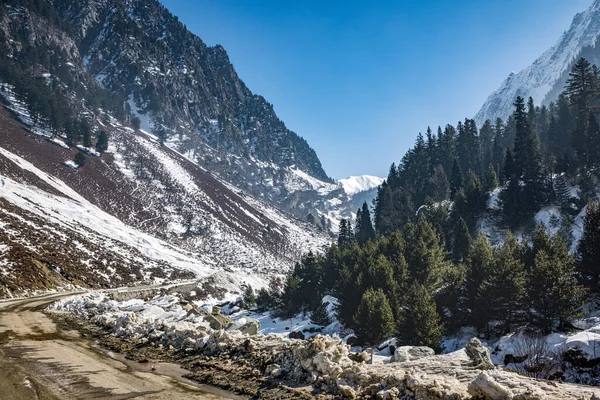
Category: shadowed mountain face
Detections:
[{"x1": 50, "y1": 0, "x2": 344, "y2": 222}]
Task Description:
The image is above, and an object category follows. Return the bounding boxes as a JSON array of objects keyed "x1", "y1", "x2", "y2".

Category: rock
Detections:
[
  {"x1": 391, "y1": 346, "x2": 435, "y2": 363},
  {"x1": 337, "y1": 383, "x2": 357, "y2": 399},
  {"x1": 289, "y1": 330, "x2": 305, "y2": 340},
  {"x1": 468, "y1": 372, "x2": 512, "y2": 399},
  {"x1": 465, "y1": 338, "x2": 495, "y2": 370},
  {"x1": 204, "y1": 313, "x2": 232, "y2": 330},
  {"x1": 265, "y1": 363, "x2": 282, "y2": 377},
  {"x1": 238, "y1": 319, "x2": 260, "y2": 336}
]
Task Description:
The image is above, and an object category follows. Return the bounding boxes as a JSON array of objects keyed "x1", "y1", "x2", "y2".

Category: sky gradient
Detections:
[{"x1": 161, "y1": 0, "x2": 592, "y2": 179}]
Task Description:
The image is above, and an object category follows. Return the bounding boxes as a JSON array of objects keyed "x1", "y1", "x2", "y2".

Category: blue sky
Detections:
[{"x1": 161, "y1": 0, "x2": 592, "y2": 179}]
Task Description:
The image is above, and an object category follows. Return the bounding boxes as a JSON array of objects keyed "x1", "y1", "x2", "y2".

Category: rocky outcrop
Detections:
[
  {"x1": 465, "y1": 338, "x2": 495, "y2": 370},
  {"x1": 391, "y1": 346, "x2": 435, "y2": 363}
]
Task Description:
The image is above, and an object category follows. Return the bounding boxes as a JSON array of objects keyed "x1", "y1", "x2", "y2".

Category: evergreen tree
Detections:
[
  {"x1": 74, "y1": 152, "x2": 86, "y2": 167},
  {"x1": 450, "y1": 159, "x2": 462, "y2": 198},
  {"x1": 485, "y1": 163, "x2": 499, "y2": 192},
  {"x1": 399, "y1": 281, "x2": 443, "y2": 351},
  {"x1": 586, "y1": 111, "x2": 600, "y2": 168},
  {"x1": 338, "y1": 219, "x2": 354, "y2": 247},
  {"x1": 355, "y1": 202, "x2": 376, "y2": 245},
  {"x1": 577, "y1": 201, "x2": 600, "y2": 291},
  {"x1": 479, "y1": 234, "x2": 526, "y2": 332},
  {"x1": 243, "y1": 285, "x2": 256, "y2": 308},
  {"x1": 403, "y1": 216, "x2": 448, "y2": 292},
  {"x1": 452, "y1": 217, "x2": 471, "y2": 264},
  {"x1": 353, "y1": 288, "x2": 395, "y2": 344},
  {"x1": 465, "y1": 233, "x2": 495, "y2": 328},
  {"x1": 95, "y1": 130, "x2": 108, "y2": 153},
  {"x1": 554, "y1": 176, "x2": 572, "y2": 213},
  {"x1": 310, "y1": 301, "x2": 332, "y2": 326},
  {"x1": 528, "y1": 238, "x2": 583, "y2": 332}
]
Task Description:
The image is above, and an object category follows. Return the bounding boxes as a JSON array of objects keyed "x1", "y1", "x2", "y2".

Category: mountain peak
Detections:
[{"x1": 475, "y1": 0, "x2": 600, "y2": 124}]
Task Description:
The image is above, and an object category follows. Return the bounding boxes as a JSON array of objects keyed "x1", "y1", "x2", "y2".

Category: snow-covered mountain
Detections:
[
  {"x1": 0, "y1": 85, "x2": 329, "y2": 296},
  {"x1": 338, "y1": 175, "x2": 384, "y2": 196},
  {"x1": 475, "y1": 0, "x2": 600, "y2": 125}
]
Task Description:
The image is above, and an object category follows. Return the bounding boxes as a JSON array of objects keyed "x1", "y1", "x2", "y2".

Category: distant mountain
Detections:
[
  {"x1": 475, "y1": 0, "x2": 600, "y2": 125},
  {"x1": 339, "y1": 175, "x2": 384, "y2": 196}
]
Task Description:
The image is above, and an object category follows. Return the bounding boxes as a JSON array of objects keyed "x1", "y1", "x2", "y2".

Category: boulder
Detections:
[
  {"x1": 391, "y1": 346, "x2": 435, "y2": 363},
  {"x1": 289, "y1": 330, "x2": 305, "y2": 340},
  {"x1": 465, "y1": 338, "x2": 495, "y2": 370},
  {"x1": 467, "y1": 372, "x2": 512, "y2": 399},
  {"x1": 204, "y1": 313, "x2": 232, "y2": 330},
  {"x1": 238, "y1": 319, "x2": 260, "y2": 336}
]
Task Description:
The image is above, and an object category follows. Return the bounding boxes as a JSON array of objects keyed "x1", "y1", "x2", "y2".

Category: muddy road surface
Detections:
[{"x1": 0, "y1": 293, "x2": 239, "y2": 400}]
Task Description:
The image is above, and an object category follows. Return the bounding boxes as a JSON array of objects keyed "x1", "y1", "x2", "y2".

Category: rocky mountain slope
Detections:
[
  {"x1": 475, "y1": 0, "x2": 600, "y2": 125},
  {"x1": 42, "y1": 0, "x2": 357, "y2": 223},
  {"x1": 0, "y1": 89, "x2": 329, "y2": 296}
]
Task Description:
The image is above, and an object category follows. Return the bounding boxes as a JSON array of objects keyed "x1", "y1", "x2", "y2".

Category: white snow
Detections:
[
  {"x1": 0, "y1": 146, "x2": 214, "y2": 276},
  {"x1": 338, "y1": 175, "x2": 384, "y2": 196}
]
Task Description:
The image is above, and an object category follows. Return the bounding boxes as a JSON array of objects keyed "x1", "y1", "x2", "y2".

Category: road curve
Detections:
[{"x1": 0, "y1": 292, "x2": 236, "y2": 400}]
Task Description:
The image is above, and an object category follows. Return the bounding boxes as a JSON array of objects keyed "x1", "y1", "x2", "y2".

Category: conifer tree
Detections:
[
  {"x1": 554, "y1": 176, "x2": 572, "y2": 213},
  {"x1": 485, "y1": 164, "x2": 499, "y2": 192},
  {"x1": 452, "y1": 217, "x2": 471, "y2": 264},
  {"x1": 465, "y1": 233, "x2": 495, "y2": 328},
  {"x1": 528, "y1": 237, "x2": 583, "y2": 332},
  {"x1": 450, "y1": 159, "x2": 462, "y2": 198},
  {"x1": 95, "y1": 130, "x2": 108, "y2": 153},
  {"x1": 577, "y1": 201, "x2": 600, "y2": 291},
  {"x1": 355, "y1": 202, "x2": 376, "y2": 245},
  {"x1": 353, "y1": 288, "x2": 395, "y2": 344},
  {"x1": 586, "y1": 111, "x2": 600, "y2": 168},
  {"x1": 403, "y1": 216, "x2": 448, "y2": 292},
  {"x1": 243, "y1": 285, "x2": 256, "y2": 308},
  {"x1": 398, "y1": 281, "x2": 443, "y2": 351},
  {"x1": 74, "y1": 152, "x2": 86, "y2": 167},
  {"x1": 479, "y1": 233, "x2": 526, "y2": 332},
  {"x1": 311, "y1": 301, "x2": 332, "y2": 326}
]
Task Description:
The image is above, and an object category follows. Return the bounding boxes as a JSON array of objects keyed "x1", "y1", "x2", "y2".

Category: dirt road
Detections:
[{"x1": 0, "y1": 292, "x2": 238, "y2": 400}]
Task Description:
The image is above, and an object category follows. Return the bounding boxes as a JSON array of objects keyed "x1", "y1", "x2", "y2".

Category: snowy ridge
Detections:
[
  {"x1": 338, "y1": 175, "x2": 384, "y2": 196},
  {"x1": 475, "y1": 0, "x2": 600, "y2": 125}
]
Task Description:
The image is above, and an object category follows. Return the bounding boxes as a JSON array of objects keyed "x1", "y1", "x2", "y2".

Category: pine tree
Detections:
[
  {"x1": 586, "y1": 111, "x2": 600, "y2": 168},
  {"x1": 355, "y1": 202, "x2": 376, "y2": 245},
  {"x1": 465, "y1": 233, "x2": 495, "y2": 328},
  {"x1": 353, "y1": 288, "x2": 395, "y2": 344},
  {"x1": 95, "y1": 130, "x2": 108, "y2": 153},
  {"x1": 452, "y1": 217, "x2": 471, "y2": 264},
  {"x1": 243, "y1": 285, "x2": 256, "y2": 308},
  {"x1": 74, "y1": 152, "x2": 86, "y2": 167},
  {"x1": 310, "y1": 301, "x2": 332, "y2": 326},
  {"x1": 479, "y1": 233, "x2": 526, "y2": 332},
  {"x1": 567, "y1": 58, "x2": 598, "y2": 166},
  {"x1": 528, "y1": 240, "x2": 583, "y2": 333},
  {"x1": 450, "y1": 159, "x2": 462, "y2": 198},
  {"x1": 577, "y1": 201, "x2": 600, "y2": 291},
  {"x1": 398, "y1": 281, "x2": 443, "y2": 351},
  {"x1": 403, "y1": 216, "x2": 448, "y2": 292},
  {"x1": 554, "y1": 176, "x2": 572, "y2": 213},
  {"x1": 485, "y1": 163, "x2": 499, "y2": 191}
]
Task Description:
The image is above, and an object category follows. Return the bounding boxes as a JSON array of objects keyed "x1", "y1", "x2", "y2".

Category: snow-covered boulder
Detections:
[
  {"x1": 465, "y1": 338, "x2": 495, "y2": 370},
  {"x1": 391, "y1": 346, "x2": 435, "y2": 363}
]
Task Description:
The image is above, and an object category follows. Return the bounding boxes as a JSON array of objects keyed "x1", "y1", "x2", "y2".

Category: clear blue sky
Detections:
[{"x1": 161, "y1": 0, "x2": 592, "y2": 179}]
